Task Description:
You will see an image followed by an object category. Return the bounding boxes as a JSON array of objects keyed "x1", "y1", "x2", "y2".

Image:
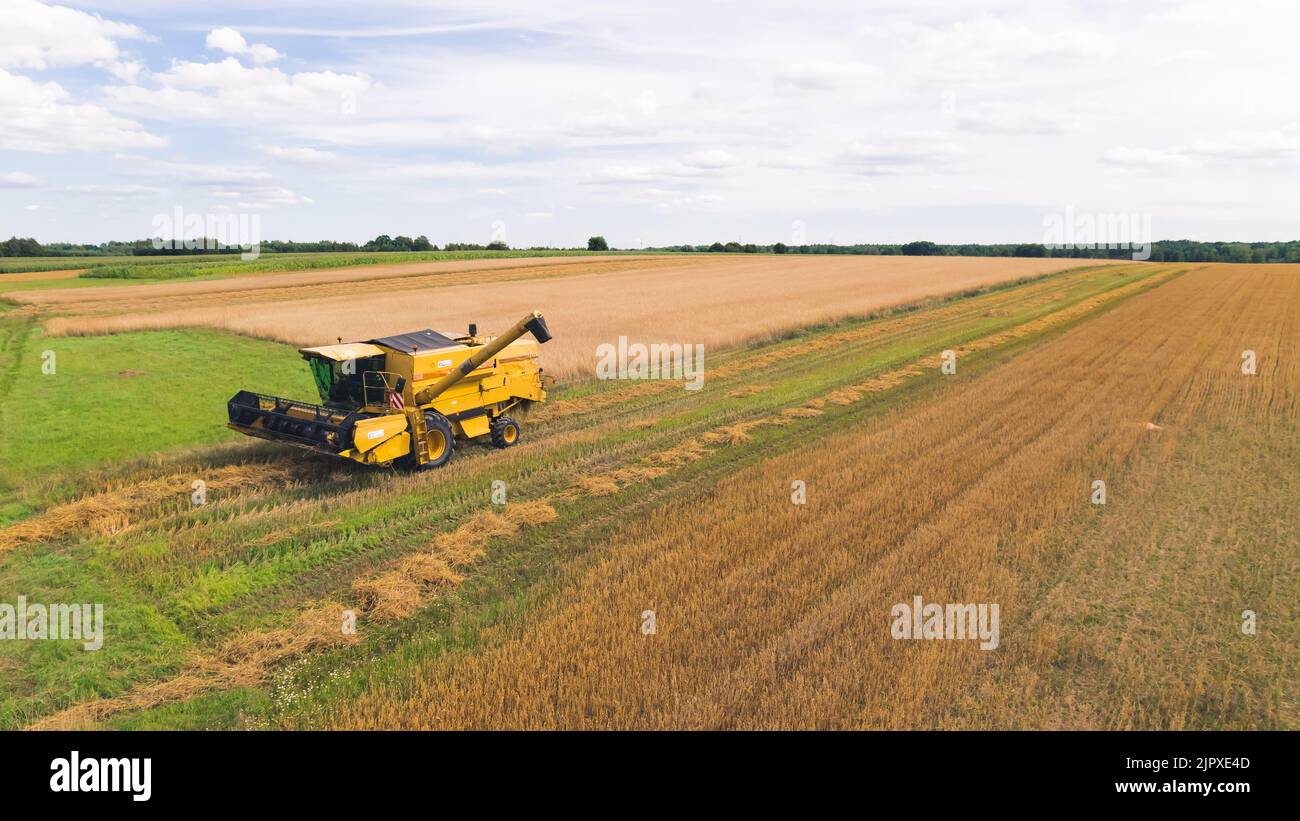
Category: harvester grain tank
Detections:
[{"x1": 227, "y1": 311, "x2": 552, "y2": 469}]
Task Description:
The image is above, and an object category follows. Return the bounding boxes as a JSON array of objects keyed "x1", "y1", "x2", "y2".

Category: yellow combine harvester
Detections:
[{"x1": 227, "y1": 311, "x2": 551, "y2": 469}]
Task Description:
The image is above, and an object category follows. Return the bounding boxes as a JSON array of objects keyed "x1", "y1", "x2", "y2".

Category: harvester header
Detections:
[{"x1": 227, "y1": 311, "x2": 552, "y2": 469}]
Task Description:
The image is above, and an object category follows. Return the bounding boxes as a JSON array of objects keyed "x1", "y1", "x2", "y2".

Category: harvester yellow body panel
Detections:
[
  {"x1": 351, "y1": 414, "x2": 409, "y2": 454},
  {"x1": 386, "y1": 337, "x2": 545, "y2": 433},
  {"x1": 364, "y1": 430, "x2": 412, "y2": 463},
  {"x1": 227, "y1": 311, "x2": 551, "y2": 470}
]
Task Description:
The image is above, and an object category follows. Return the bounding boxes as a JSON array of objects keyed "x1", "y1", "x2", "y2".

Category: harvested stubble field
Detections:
[
  {"x1": 323, "y1": 264, "x2": 1298, "y2": 730},
  {"x1": 0, "y1": 269, "x2": 86, "y2": 284},
  {"x1": 12, "y1": 254, "x2": 1106, "y2": 381},
  {"x1": 1, "y1": 259, "x2": 1292, "y2": 731}
]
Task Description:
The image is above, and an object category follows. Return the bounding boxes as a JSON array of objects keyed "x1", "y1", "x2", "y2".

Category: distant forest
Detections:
[
  {"x1": 656, "y1": 239, "x2": 1300, "y2": 263},
  {"x1": 3, "y1": 235, "x2": 1299, "y2": 264}
]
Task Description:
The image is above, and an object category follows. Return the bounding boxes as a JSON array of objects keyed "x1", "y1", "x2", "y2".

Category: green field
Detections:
[
  {"x1": 0, "y1": 255, "x2": 143, "y2": 274},
  {"x1": 0, "y1": 249, "x2": 647, "y2": 281},
  {"x1": 0, "y1": 315, "x2": 316, "y2": 498}
]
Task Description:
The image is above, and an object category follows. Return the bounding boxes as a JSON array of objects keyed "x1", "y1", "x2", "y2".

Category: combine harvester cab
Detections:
[{"x1": 228, "y1": 311, "x2": 552, "y2": 470}]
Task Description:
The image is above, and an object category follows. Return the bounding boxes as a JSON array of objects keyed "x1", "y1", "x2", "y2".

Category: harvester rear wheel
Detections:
[
  {"x1": 490, "y1": 415, "x2": 521, "y2": 449},
  {"x1": 418, "y1": 411, "x2": 455, "y2": 469}
]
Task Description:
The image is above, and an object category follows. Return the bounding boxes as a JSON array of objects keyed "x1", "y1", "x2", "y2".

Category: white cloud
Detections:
[
  {"x1": 0, "y1": 68, "x2": 166, "y2": 153},
  {"x1": 638, "y1": 189, "x2": 724, "y2": 210},
  {"x1": 264, "y1": 145, "x2": 339, "y2": 165},
  {"x1": 64, "y1": 184, "x2": 163, "y2": 198},
  {"x1": 755, "y1": 152, "x2": 822, "y2": 171},
  {"x1": 12, "y1": 1, "x2": 1300, "y2": 243},
  {"x1": 582, "y1": 165, "x2": 665, "y2": 185},
  {"x1": 562, "y1": 112, "x2": 654, "y2": 139},
  {"x1": 1101, "y1": 131, "x2": 1300, "y2": 173},
  {"x1": 1186, "y1": 131, "x2": 1300, "y2": 161},
  {"x1": 115, "y1": 158, "x2": 273, "y2": 184},
  {"x1": 840, "y1": 135, "x2": 967, "y2": 176},
  {"x1": 582, "y1": 153, "x2": 741, "y2": 187},
  {"x1": 108, "y1": 60, "x2": 147, "y2": 83},
  {"x1": 377, "y1": 162, "x2": 526, "y2": 181},
  {"x1": 205, "y1": 27, "x2": 247, "y2": 54},
  {"x1": 909, "y1": 18, "x2": 1113, "y2": 87},
  {"x1": 0, "y1": 0, "x2": 145, "y2": 70},
  {"x1": 775, "y1": 60, "x2": 878, "y2": 91},
  {"x1": 249, "y1": 44, "x2": 280, "y2": 64},
  {"x1": 1146, "y1": 2, "x2": 1245, "y2": 26},
  {"x1": 0, "y1": 171, "x2": 42, "y2": 188},
  {"x1": 237, "y1": 186, "x2": 312, "y2": 208},
  {"x1": 681, "y1": 149, "x2": 741, "y2": 170},
  {"x1": 205, "y1": 27, "x2": 280, "y2": 64},
  {"x1": 104, "y1": 58, "x2": 373, "y2": 124},
  {"x1": 1098, "y1": 147, "x2": 1198, "y2": 174},
  {"x1": 954, "y1": 102, "x2": 1074, "y2": 135}
]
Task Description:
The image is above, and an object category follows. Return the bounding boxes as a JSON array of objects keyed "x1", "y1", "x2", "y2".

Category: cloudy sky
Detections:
[{"x1": 2, "y1": 0, "x2": 1298, "y2": 247}]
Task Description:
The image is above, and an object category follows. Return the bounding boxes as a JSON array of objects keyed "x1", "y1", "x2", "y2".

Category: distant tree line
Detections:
[
  {"x1": 443, "y1": 241, "x2": 511, "y2": 251},
  {"x1": 1, "y1": 237, "x2": 45, "y2": 257},
  {"x1": 7, "y1": 234, "x2": 1300, "y2": 263},
  {"x1": 0, "y1": 234, "x2": 494, "y2": 257},
  {"x1": 359, "y1": 235, "x2": 434, "y2": 252},
  {"x1": 652, "y1": 239, "x2": 1300, "y2": 263}
]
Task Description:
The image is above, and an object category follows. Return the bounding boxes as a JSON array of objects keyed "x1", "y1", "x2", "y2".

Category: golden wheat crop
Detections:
[
  {"x1": 30, "y1": 255, "x2": 1107, "y2": 381},
  {"x1": 17, "y1": 261, "x2": 1266, "y2": 730},
  {"x1": 324, "y1": 264, "x2": 1297, "y2": 729},
  {"x1": 0, "y1": 268, "x2": 86, "y2": 283},
  {"x1": 6, "y1": 254, "x2": 677, "y2": 308},
  {"x1": 0, "y1": 462, "x2": 299, "y2": 555}
]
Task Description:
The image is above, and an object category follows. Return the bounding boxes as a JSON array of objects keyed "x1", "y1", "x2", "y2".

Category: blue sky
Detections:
[{"x1": 2, "y1": 0, "x2": 1299, "y2": 247}]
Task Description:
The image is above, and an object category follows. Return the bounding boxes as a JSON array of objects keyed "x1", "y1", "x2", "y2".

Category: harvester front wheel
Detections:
[
  {"x1": 490, "y1": 415, "x2": 521, "y2": 449},
  {"x1": 418, "y1": 411, "x2": 455, "y2": 469}
]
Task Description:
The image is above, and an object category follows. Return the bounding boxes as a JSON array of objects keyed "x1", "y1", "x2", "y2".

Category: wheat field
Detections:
[
  {"x1": 21, "y1": 254, "x2": 1109, "y2": 381},
  {"x1": 321, "y1": 264, "x2": 1297, "y2": 729},
  {"x1": 6, "y1": 261, "x2": 1290, "y2": 731},
  {"x1": 7, "y1": 260, "x2": 1157, "y2": 728}
]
